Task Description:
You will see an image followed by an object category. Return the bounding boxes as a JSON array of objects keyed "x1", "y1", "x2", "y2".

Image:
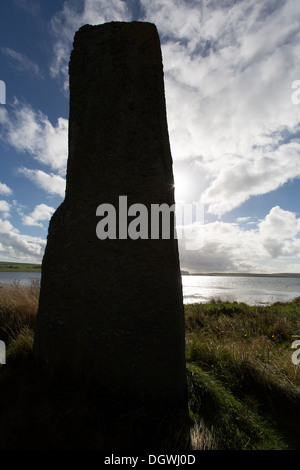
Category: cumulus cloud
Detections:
[
  {"x1": 22, "y1": 203, "x2": 55, "y2": 228},
  {"x1": 258, "y1": 206, "x2": 300, "y2": 258},
  {"x1": 179, "y1": 206, "x2": 300, "y2": 273},
  {"x1": 159, "y1": 0, "x2": 300, "y2": 215},
  {"x1": 0, "y1": 100, "x2": 67, "y2": 198},
  {"x1": 201, "y1": 142, "x2": 300, "y2": 215},
  {"x1": 0, "y1": 101, "x2": 68, "y2": 174},
  {"x1": 18, "y1": 168, "x2": 66, "y2": 198},
  {"x1": 259, "y1": 205, "x2": 300, "y2": 240},
  {"x1": 0, "y1": 217, "x2": 45, "y2": 263},
  {"x1": 0, "y1": 200, "x2": 11, "y2": 218},
  {"x1": 2, "y1": 0, "x2": 299, "y2": 269},
  {"x1": 141, "y1": 0, "x2": 300, "y2": 215},
  {"x1": 47, "y1": 0, "x2": 300, "y2": 216},
  {"x1": 0, "y1": 182, "x2": 12, "y2": 196}
]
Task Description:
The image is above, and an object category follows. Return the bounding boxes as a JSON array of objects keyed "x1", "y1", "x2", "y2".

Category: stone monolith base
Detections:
[{"x1": 33, "y1": 21, "x2": 189, "y2": 447}]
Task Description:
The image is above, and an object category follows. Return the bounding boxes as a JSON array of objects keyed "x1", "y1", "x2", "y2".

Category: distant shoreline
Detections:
[
  {"x1": 181, "y1": 271, "x2": 300, "y2": 278},
  {"x1": 0, "y1": 261, "x2": 41, "y2": 273},
  {"x1": 1, "y1": 261, "x2": 300, "y2": 278}
]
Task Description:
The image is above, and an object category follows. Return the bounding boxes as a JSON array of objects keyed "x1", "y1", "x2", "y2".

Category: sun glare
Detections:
[{"x1": 173, "y1": 173, "x2": 190, "y2": 202}]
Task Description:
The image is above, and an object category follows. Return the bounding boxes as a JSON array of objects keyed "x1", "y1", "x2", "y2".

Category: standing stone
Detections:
[{"x1": 34, "y1": 21, "x2": 188, "y2": 444}]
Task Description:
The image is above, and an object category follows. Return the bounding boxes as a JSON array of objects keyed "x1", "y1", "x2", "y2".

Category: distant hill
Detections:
[{"x1": 181, "y1": 271, "x2": 300, "y2": 278}]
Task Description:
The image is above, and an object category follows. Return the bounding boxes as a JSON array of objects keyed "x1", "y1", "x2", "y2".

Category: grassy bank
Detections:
[
  {"x1": 0, "y1": 282, "x2": 299, "y2": 449},
  {"x1": 0, "y1": 261, "x2": 41, "y2": 272},
  {"x1": 185, "y1": 299, "x2": 300, "y2": 449}
]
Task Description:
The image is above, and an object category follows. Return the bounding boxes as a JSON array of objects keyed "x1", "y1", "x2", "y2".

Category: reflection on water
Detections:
[
  {"x1": 182, "y1": 275, "x2": 300, "y2": 306},
  {"x1": 0, "y1": 272, "x2": 299, "y2": 306}
]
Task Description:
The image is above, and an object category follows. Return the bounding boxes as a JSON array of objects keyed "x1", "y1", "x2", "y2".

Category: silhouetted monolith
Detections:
[{"x1": 34, "y1": 22, "x2": 188, "y2": 448}]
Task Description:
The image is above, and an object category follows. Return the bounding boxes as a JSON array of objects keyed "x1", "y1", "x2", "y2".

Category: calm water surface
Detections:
[
  {"x1": 0, "y1": 271, "x2": 41, "y2": 286},
  {"x1": 0, "y1": 272, "x2": 299, "y2": 306},
  {"x1": 182, "y1": 275, "x2": 300, "y2": 305}
]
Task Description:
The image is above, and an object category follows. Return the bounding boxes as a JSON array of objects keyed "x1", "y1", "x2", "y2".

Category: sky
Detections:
[{"x1": 0, "y1": 0, "x2": 300, "y2": 274}]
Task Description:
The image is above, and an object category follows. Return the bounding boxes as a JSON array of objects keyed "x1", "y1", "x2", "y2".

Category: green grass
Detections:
[
  {"x1": 0, "y1": 283, "x2": 300, "y2": 449},
  {"x1": 0, "y1": 261, "x2": 41, "y2": 272},
  {"x1": 185, "y1": 299, "x2": 300, "y2": 449}
]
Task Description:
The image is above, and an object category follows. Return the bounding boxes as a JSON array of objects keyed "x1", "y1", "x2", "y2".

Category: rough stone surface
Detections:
[{"x1": 34, "y1": 22, "x2": 187, "y2": 416}]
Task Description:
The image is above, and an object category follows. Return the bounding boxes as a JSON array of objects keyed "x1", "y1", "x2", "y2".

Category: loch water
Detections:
[{"x1": 0, "y1": 271, "x2": 299, "y2": 306}]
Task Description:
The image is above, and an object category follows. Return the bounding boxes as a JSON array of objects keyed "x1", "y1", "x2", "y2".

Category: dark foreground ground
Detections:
[{"x1": 0, "y1": 282, "x2": 299, "y2": 450}]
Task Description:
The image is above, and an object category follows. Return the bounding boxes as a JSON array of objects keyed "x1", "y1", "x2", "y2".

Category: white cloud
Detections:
[
  {"x1": 18, "y1": 168, "x2": 66, "y2": 198},
  {"x1": 0, "y1": 100, "x2": 67, "y2": 203},
  {"x1": 0, "y1": 101, "x2": 68, "y2": 174},
  {"x1": 0, "y1": 200, "x2": 10, "y2": 219},
  {"x1": 0, "y1": 219, "x2": 16, "y2": 234},
  {"x1": 1, "y1": 47, "x2": 42, "y2": 77},
  {"x1": 0, "y1": 182, "x2": 12, "y2": 196},
  {"x1": 151, "y1": 0, "x2": 300, "y2": 215},
  {"x1": 140, "y1": 0, "x2": 203, "y2": 42},
  {"x1": 236, "y1": 216, "x2": 251, "y2": 223},
  {"x1": 47, "y1": 0, "x2": 300, "y2": 216},
  {"x1": 201, "y1": 142, "x2": 300, "y2": 215},
  {"x1": 0, "y1": 217, "x2": 45, "y2": 263},
  {"x1": 179, "y1": 205, "x2": 300, "y2": 273},
  {"x1": 22, "y1": 203, "x2": 55, "y2": 228},
  {"x1": 0, "y1": 200, "x2": 11, "y2": 218},
  {"x1": 259, "y1": 205, "x2": 300, "y2": 241},
  {"x1": 0, "y1": 201, "x2": 10, "y2": 212},
  {"x1": 2, "y1": 0, "x2": 299, "y2": 271},
  {"x1": 50, "y1": 0, "x2": 130, "y2": 91}
]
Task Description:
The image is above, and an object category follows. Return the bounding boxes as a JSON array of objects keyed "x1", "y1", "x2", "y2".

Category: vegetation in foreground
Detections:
[{"x1": 0, "y1": 281, "x2": 299, "y2": 449}]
